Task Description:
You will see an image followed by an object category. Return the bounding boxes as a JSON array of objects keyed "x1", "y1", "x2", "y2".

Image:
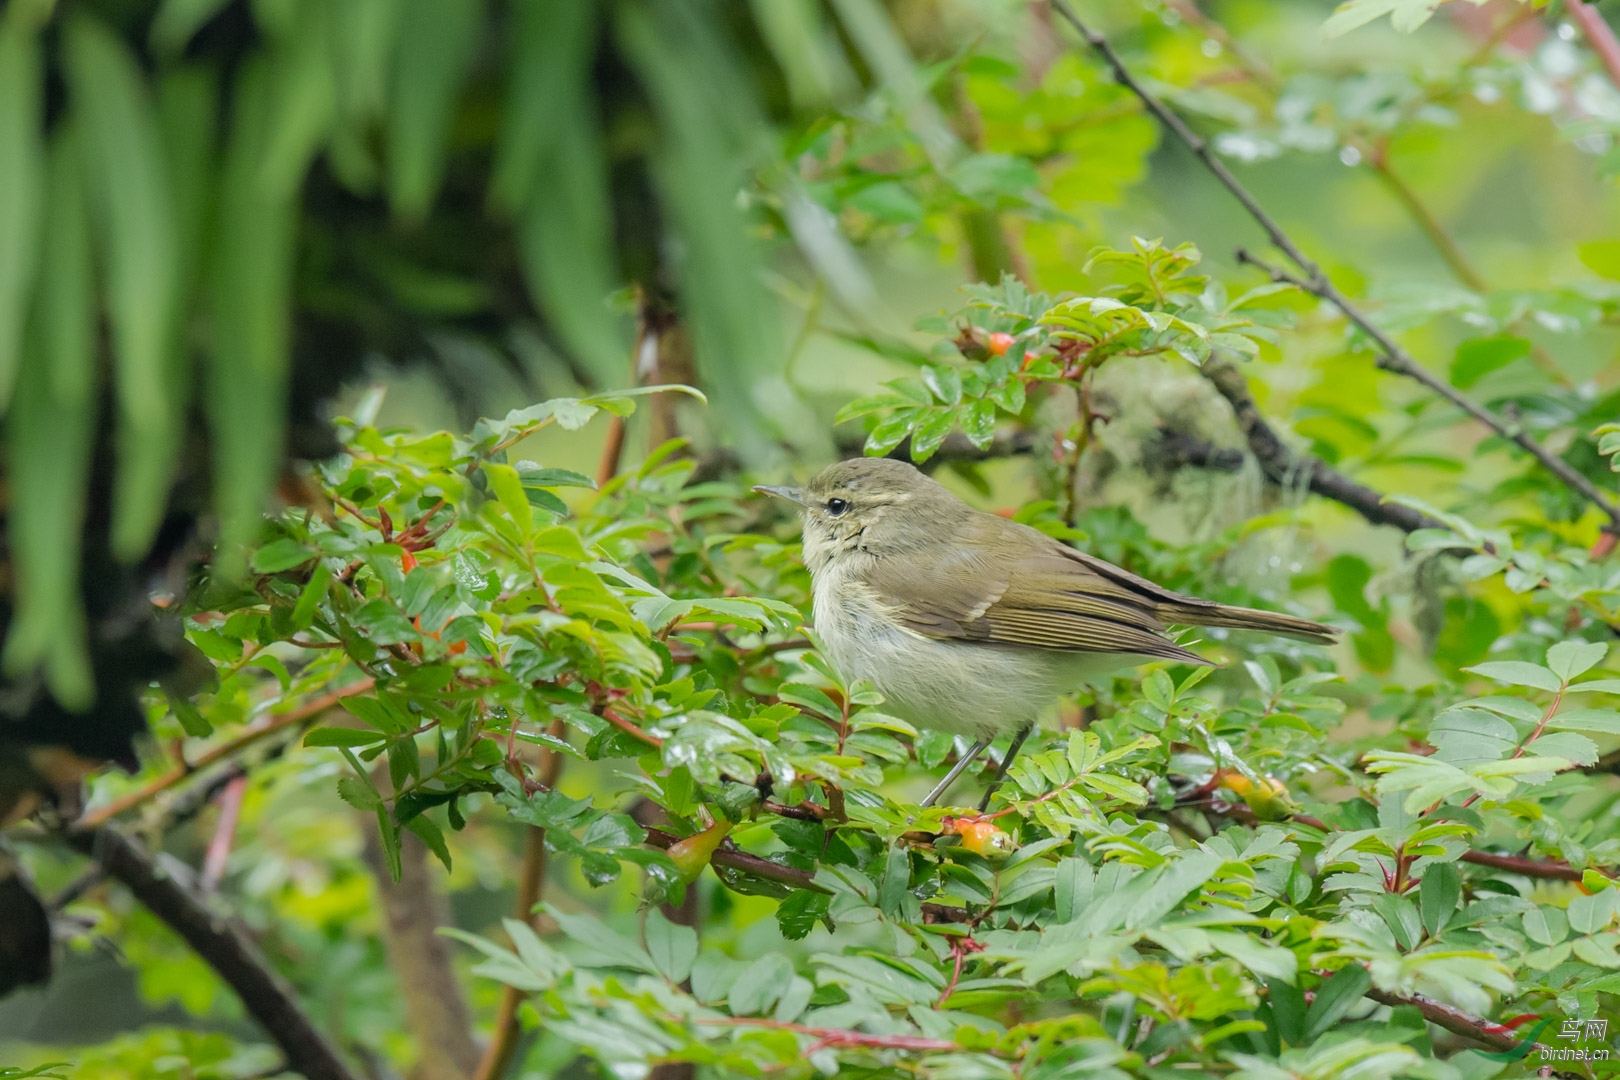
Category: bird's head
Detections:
[{"x1": 754, "y1": 457, "x2": 956, "y2": 572}]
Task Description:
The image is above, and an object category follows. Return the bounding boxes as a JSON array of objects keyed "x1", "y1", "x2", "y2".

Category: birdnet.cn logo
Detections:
[{"x1": 1480, "y1": 1014, "x2": 1613, "y2": 1063}]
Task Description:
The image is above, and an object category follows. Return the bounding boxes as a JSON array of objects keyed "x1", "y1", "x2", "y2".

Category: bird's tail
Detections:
[{"x1": 1160, "y1": 600, "x2": 1338, "y2": 646}]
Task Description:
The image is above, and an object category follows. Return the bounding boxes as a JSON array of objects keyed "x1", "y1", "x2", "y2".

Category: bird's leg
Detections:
[
  {"x1": 977, "y1": 724, "x2": 1033, "y2": 813},
  {"x1": 918, "y1": 738, "x2": 989, "y2": 809}
]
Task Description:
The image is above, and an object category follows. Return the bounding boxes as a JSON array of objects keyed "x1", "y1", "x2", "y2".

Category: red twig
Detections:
[
  {"x1": 200, "y1": 775, "x2": 249, "y2": 893},
  {"x1": 76, "y1": 680, "x2": 376, "y2": 830},
  {"x1": 1570, "y1": 0, "x2": 1620, "y2": 93},
  {"x1": 602, "y1": 707, "x2": 662, "y2": 747},
  {"x1": 1193, "y1": 802, "x2": 1600, "y2": 882},
  {"x1": 695, "y1": 1017, "x2": 963, "y2": 1053},
  {"x1": 1460, "y1": 683, "x2": 1565, "y2": 809},
  {"x1": 935, "y1": 935, "x2": 984, "y2": 1007}
]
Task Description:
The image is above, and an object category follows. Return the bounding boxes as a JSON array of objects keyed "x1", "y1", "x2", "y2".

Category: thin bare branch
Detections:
[
  {"x1": 1047, "y1": 0, "x2": 1620, "y2": 526},
  {"x1": 1236, "y1": 249, "x2": 1620, "y2": 523},
  {"x1": 76, "y1": 680, "x2": 375, "y2": 830},
  {"x1": 1193, "y1": 357, "x2": 1452, "y2": 537}
]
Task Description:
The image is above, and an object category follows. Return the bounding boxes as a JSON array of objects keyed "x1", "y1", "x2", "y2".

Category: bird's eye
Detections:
[{"x1": 825, "y1": 498, "x2": 850, "y2": 517}]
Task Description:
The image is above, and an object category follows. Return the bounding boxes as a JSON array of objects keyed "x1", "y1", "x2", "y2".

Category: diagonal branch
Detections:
[
  {"x1": 76, "y1": 680, "x2": 375, "y2": 830},
  {"x1": 1364, "y1": 988, "x2": 1538, "y2": 1054},
  {"x1": 1236, "y1": 249, "x2": 1620, "y2": 525},
  {"x1": 1193, "y1": 357, "x2": 1451, "y2": 536},
  {"x1": 64, "y1": 826, "x2": 358, "y2": 1080},
  {"x1": 1047, "y1": 0, "x2": 1620, "y2": 527}
]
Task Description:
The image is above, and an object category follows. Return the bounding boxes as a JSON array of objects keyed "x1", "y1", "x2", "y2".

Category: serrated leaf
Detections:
[
  {"x1": 1548, "y1": 641, "x2": 1608, "y2": 682},
  {"x1": 1464, "y1": 661, "x2": 1562, "y2": 693},
  {"x1": 643, "y1": 909, "x2": 697, "y2": 984}
]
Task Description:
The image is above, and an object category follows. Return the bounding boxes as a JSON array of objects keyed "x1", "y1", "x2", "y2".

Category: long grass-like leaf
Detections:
[
  {"x1": 257, "y1": 1, "x2": 337, "y2": 199},
  {"x1": 617, "y1": 1, "x2": 775, "y2": 444},
  {"x1": 489, "y1": 0, "x2": 598, "y2": 215},
  {"x1": 208, "y1": 59, "x2": 296, "y2": 575},
  {"x1": 388, "y1": 0, "x2": 483, "y2": 221},
  {"x1": 826, "y1": 0, "x2": 958, "y2": 165},
  {"x1": 4, "y1": 128, "x2": 95, "y2": 708},
  {"x1": 149, "y1": 0, "x2": 234, "y2": 57},
  {"x1": 746, "y1": 0, "x2": 855, "y2": 109},
  {"x1": 0, "y1": 14, "x2": 44, "y2": 413},
  {"x1": 510, "y1": 4, "x2": 622, "y2": 382},
  {"x1": 66, "y1": 16, "x2": 183, "y2": 560},
  {"x1": 158, "y1": 67, "x2": 220, "y2": 301}
]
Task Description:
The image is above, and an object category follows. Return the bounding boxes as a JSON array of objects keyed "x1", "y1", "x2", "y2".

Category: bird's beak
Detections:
[{"x1": 752, "y1": 484, "x2": 806, "y2": 506}]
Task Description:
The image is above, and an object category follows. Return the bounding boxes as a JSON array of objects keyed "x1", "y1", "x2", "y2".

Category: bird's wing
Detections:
[{"x1": 860, "y1": 519, "x2": 1205, "y2": 663}]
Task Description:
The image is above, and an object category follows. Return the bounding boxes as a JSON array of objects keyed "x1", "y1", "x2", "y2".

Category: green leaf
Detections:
[
  {"x1": 728, "y1": 953, "x2": 794, "y2": 1016},
  {"x1": 1321, "y1": 0, "x2": 1443, "y2": 37},
  {"x1": 375, "y1": 809, "x2": 403, "y2": 882},
  {"x1": 1450, "y1": 335, "x2": 1530, "y2": 389},
  {"x1": 208, "y1": 58, "x2": 296, "y2": 575},
  {"x1": 149, "y1": 0, "x2": 235, "y2": 56},
  {"x1": 1463, "y1": 661, "x2": 1562, "y2": 693},
  {"x1": 514, "y1": 73, "x2": 622, "y2": 382},
  {"x1": 544, "y1": 904, "x2": 659, "y2": 974},
  {"x1": 1264, "y1": 976, "x2": 1305, "y2": 1045},
  {"x1": 1546, "y1": 708, "x2": 1620, "y2": 735},
  {"x1": 406, "y1": 814, "x2": 452, "y2": 872},
  {"x1": 1523, "y1": 905, "x2": 1568, "y2": 947},
  {"x1": 0, "y1": 13, "x2": 44, "y2": 412},
  {"x1": 252, "y1": 538, "x2": 315, "y2": 574},
  {"x1": 644, "y1": 910, "x2": 698, "y2": 985},
  {"x1": 1579, "y1": 239, "x2": 1620, "y2": 281},
  {"x1": 1370, "y1": 893, "x2": 1422, "y2": 950},
  {"x1": 1427, "y1": 707, "x2": 1515, "y2": 764},
  {"x1": 65, "y1": 15, "x2": 184, "y2": 560},
  {"x1": 1419, "y1": 861, "x2": 1461, "y2": 937},
  {"x1": 1548, "y1": 642, "x2": 1607, "y2": 682},
  {"x1": 0, "y1": 129, "x2": 93, "y2": 708},
  {"x1": 776, "y1": 889, "x2": 831, "y2": 940},
  {"x1": 1302, "y1": 965, "x2": 1372, "y2": 1041},
  {"x1": 483, "y1": 463, "x2": 534, "y2": 534},
  {"x1": 616, "y1": 3, "x2": 774, "y2": 446},
  {"x1": 337, "y1": 775, "x2": 383, "y2": 812},
  {"x1": 489, "y1": 1, "x2": 598, "y2": 213},
  {"x1": 387, "y1": 0, "x2": 483, "y2": 220}
]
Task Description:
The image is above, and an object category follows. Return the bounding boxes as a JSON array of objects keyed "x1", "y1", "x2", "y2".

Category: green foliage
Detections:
[
  {"x1": 20, "y1": 1, "x2": 1620, "y2": 1078},
  {"x1": 85, "y1": 366, "x2": 1616, "y2": 1075},
  {"x1": 836, "y1": 243, "x2": 1298, "y2": 460}
]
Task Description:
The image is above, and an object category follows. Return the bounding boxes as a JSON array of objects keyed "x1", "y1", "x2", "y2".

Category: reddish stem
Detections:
[
  {"x1": 76, "y1": 680, "x2": 376, "y2": 830},
  {"x1": 1570, "y1": 0, "x2": 1620, "y2": 93},
  {"x1": 694, "y1": 1017, "x2": 963, "y2": 1053},
  {"x1": 200, "y1": 775, "x2": 249, "y2": 893},
  {"x1": 603, "y1": 707, "x2": 663, "y2": 747}
]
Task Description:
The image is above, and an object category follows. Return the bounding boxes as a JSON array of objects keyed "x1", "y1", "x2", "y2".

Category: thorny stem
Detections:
[
  {"x1": 692, "y1": 1017, "x2": 966, "y2": 1054},
  {"x1": 1048, "y1": 0, "x2": 1620, "y2": 526},
  {"x1": 76, "y1": 681, "x2": 376, "y2": 830},
  {"x1": 1194, "y1": 800, "x2": 1600, "y2": 882}
]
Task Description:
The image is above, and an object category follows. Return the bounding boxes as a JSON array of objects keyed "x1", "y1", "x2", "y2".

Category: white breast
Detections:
[{"x1": 811, "y1": 559, "x2": 1078, "y2": 740}]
